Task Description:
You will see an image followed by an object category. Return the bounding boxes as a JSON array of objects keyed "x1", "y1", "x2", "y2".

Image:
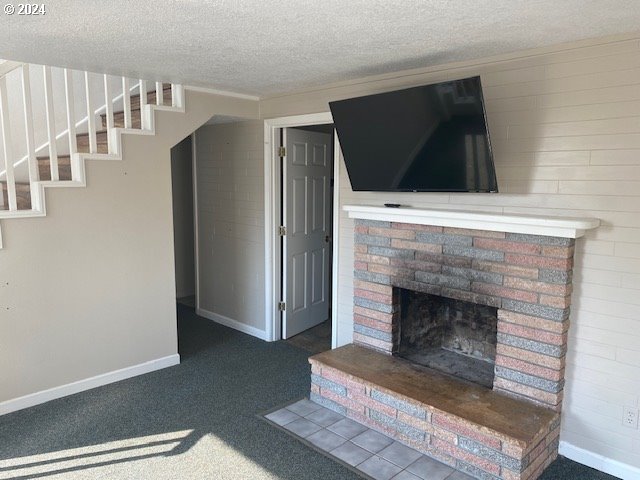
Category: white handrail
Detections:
[{"x1": 0, "y1": 61, "x2": 22, "y2": 78}]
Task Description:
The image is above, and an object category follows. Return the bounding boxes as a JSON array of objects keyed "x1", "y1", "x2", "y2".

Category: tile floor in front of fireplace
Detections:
[{"x1": 264, "y1": 398, "x2": 472, "y2": 480}]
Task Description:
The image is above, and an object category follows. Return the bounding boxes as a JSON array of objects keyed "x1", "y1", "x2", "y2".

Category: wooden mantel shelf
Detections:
[{"x1": 343, "y1": 204, "x2": 600, "y2": 239}]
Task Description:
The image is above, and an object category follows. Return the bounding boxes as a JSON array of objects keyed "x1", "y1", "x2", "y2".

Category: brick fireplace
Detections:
[
  {"x1": 309, "y1": 205, "x2": 599, "y2": 480},
  {"x1": 350, "y1": 218, "x2": 574, "y2": 410}
]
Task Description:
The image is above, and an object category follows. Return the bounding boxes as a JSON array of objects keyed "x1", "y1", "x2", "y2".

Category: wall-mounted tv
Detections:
[{"x1": 329, "y1": 76, "x2": 498, "y2": 192}]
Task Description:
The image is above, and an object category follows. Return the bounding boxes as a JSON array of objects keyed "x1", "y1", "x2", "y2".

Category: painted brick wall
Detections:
[{"x1": 195, "y1": 120, "x2": 266, "y2": 333}]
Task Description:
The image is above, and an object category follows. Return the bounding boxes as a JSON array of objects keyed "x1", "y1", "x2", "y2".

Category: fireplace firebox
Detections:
[{"x1": 397, "y1": 289, "x2": 498, "y2": 388}]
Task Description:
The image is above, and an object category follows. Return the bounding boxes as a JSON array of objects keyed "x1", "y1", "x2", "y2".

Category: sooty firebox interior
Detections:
[{"x1": 397, "y1": 289, "x2": 498, "y2": 388}]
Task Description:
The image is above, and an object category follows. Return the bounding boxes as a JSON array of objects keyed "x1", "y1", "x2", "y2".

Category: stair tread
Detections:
[
  {"x1": 37, "y1": 155, "x2": 71, "y2": 161},
  {"x1": 1, "y1": 181, "x2": 30, "y2": 186},
  {"x1": 75, "y1": 130, "x2": 108, "y2": 138},
  {"x1": 1, "y1": 181, "x2": 32, "y2": 210}
]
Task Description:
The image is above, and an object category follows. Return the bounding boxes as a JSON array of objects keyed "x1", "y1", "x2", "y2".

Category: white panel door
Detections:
[{"x1": 282, "y1": 128, "x2": 332, "y2": 339}]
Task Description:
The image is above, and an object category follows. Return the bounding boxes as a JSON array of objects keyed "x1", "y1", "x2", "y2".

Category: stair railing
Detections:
[{"x1": 0, "y1": 61, "x2": 183, "y2": 215}]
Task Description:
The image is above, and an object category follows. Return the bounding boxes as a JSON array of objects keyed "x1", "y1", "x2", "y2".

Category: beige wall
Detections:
[
  {"x1": 0, "y1": 90, "x2": 258, "y2": 404},
  {"x1": 194, "y1": 120, "x2": 265, "y2": 336},
  {"x1": 261, "y1": 34, "x2": 640, "y2": 471},
  {"x1": 171, "y1": 135, "x2": 195, "y2": 298}
]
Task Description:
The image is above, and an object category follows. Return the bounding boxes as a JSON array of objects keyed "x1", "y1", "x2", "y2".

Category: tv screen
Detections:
[{"x1": 329, "y1": 76, "x2": 498, "y2": 192}]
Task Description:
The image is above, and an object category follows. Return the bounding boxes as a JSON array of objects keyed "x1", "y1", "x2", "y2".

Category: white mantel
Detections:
[{"x1": 343, "y1": 205, "x2": 600, "y2": 238}]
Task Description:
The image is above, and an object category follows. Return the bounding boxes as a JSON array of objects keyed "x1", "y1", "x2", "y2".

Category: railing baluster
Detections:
[
  {"x1": 173, "y1": 84, "x2": 184, "y2": 109},
  {"x1": 139, "y1": 80, "x2": 147, "y2": 129},
  {"x1": 122, "y1": 77, "x2": 131, "y2": 129},
  {"x1": 64, "y1": 70, "x2": 77, "y2": 154},
  {"x1": 103, "y1": 75, "x2": 114, "y2": 153},
  {"x1": 21, "y1": 65, "x2": 38, "y2": 189},
  {"x1": 155, "y1": 81, "x2": 163, "y2": 106},
  {"x1": 0, "y1": 77, "x2": 17, "y2": 210},
  {"x1": 84, "y1": 71, "x2": 97, "y2": 154},
  {"x1": 171, "y1": 84, "x2": 177, "y2": 108},
  {"x1": 63, "y1": 69, "x2": 79, "y2": 181},
  {"x1": 43, "y1": 66, "x2": 59, "y2": 181}
]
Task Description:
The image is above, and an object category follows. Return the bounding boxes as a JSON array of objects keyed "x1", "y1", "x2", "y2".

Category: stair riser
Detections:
[
  {"x1": 102, "y1": 112, "x2": 142, "y2": 129},
  {"x1": 1, "y1": 184, "x2": 32, "y2": 211},
  {"x1": 38, "y1": 165, "x2": 72, "y2": 182},
  {"x1": 99, "y1": 85, "x2": 171, "y2": 129},
  {"x1": 76, "y1": 132, "x2": 109, "y2": 154},
  {"x1": 130, "y1": 86, "x2": 172, "y2": 110}
]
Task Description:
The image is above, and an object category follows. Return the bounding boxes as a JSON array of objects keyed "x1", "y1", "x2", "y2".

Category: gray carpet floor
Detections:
[{"x1": 0, "y1": 305, "x2": 619, "y2": 479}]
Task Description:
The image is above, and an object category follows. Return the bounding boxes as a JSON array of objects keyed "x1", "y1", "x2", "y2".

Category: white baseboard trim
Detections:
[
  {"x1": 560, "y1": 440, "x2": 639, "y2": 480},
  {"x1": 0, "y1": 354, "x2": 180, "y2": 416},
  {"x1": 197, "y1": 307, "x2": 268, "y2": 341}
]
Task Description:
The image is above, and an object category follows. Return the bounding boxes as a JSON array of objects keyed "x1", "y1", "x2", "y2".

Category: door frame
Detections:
[{"x1": 263, "y1": 112, "x2": 340, "y2": 347}]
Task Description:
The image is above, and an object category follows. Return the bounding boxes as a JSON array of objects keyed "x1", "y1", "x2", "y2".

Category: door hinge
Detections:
[
  {"x1": 278, "y1": 301, "x2": 286, "y2": 312},
  {"x1": 279, "y1": 225, "x2": 286, "y2": 236},
  {"x1": 278, "y1": 146, "x2": 286, "y2": 157}
]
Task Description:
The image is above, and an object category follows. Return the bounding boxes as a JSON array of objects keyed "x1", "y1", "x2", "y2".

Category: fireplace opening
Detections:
[{"x1": 396, "y1": 289, "x2": 498, "y2": 388}]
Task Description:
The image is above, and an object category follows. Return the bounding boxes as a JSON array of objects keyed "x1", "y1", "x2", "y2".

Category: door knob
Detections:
[{"x1": 325, "y1": 235, "x2": 331, "y2": 243}]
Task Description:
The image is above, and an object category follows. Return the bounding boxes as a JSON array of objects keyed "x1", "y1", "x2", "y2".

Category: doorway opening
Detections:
[
  {"x1": 265, "y1": 113, "x2": 340, "y2": 351},
  {"x1": 171, "y1": 134, "x2": 196, "y2": 310},
  {"x1": 280, "y1": 124, "x2": 335, "y2": 354}
]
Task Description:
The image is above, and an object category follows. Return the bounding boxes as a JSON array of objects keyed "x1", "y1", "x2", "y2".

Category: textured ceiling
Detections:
[{"x1": 1, "y1": 1, "x2": 639, "y2": 97}]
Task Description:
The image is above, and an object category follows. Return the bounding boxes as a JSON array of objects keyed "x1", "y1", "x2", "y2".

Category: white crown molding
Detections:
[
  {"x1": 184, "y1": 85, "x2": 260, "y2": 101},
  {"x1": 344, "y1": 204, "x2": 600, "y2": 238}
]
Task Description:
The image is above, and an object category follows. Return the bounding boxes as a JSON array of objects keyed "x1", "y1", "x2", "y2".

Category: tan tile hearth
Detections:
[{"x1": 265, "y1": 398, "x2": 475, "y2": 480}]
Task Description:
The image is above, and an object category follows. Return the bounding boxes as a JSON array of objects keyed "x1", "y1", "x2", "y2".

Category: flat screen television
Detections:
[{"x1": 329, "y1": 76, "x2": 498, "y2": 192}]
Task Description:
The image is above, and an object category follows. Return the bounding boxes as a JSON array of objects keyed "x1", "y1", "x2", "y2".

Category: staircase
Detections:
[{"x1": 0, "y1": 63, "x2": 183, "y2": 246}]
